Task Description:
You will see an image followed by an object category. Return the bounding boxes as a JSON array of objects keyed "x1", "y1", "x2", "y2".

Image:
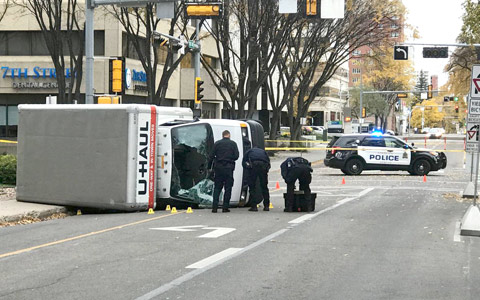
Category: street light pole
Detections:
[{"x1": 85, "y1": 0, "x2": 95, "y2": 104}]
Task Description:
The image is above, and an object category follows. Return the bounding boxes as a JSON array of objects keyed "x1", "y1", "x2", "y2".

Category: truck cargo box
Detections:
[{"x1": 16, "y1": 104, "x2": 192, "y2": 211}]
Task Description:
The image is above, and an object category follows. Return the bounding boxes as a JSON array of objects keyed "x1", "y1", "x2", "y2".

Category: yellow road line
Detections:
[
  {"x1": 265, "y1": 139, "x2": 329, "y2": 144},
  {"x1": 0, "y1": 139, "x2": 17, "y2": 144},
  {"x1": 265, "y1": 147, "x2": 466, "y2": 153},
  {"x1": 0, "y1": 211, "x2": 185, "y2": 259}
]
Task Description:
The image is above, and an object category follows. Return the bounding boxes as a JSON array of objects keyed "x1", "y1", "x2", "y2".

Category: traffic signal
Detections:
[
  {"x1": 427, "y1": 84, "x2": 433, "y2": 99},
  {"x1": 109, "y1": 57, "x2": 125, "y2": 94},
  {"x1": 185, "y1": 2, "x2": 222, "y2": 18},
  {"x1": 454, "y1": 96, "x2": 459, "y2": 101},
  {"x1": 455, "y1": 105, "x2": 459, "y2": 113},
  {"x1": 195, "y1": 77, "x2": 204, "y2": 104},
  {"x1": 361, "y1": 107, "x2": 366, "y2": 118},
  {"x1": 443, "y1": 96, "x2": 449, "y2": 102},
  {"x1": 423, "y1": 47, "x2": 448, "y2": 58},
  {"x1": 306, "y1": 0, "x2": 318, "y2": 16}
]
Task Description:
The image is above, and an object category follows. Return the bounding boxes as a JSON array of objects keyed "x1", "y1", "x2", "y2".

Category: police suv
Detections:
[{"x1": 324, "y1": 133, "x2": 447, "y2": 175}]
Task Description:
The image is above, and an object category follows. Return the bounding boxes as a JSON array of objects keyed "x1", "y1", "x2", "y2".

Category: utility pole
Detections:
[
  {"x1": 85, "y1": 0, "x2": 95, "y2": 104},
  {"x1": 194, "y1": 20, "x2": 201, "y2": 112}
]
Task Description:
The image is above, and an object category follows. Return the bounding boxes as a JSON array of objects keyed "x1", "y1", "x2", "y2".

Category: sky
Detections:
[{"x1": 402, "y1": 0, "x2": 465, "y2": 87}]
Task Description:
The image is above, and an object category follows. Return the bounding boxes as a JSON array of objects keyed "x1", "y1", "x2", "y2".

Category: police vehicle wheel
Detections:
[
  {"x1": 341, "y1": 168, "x2": 349, "y2": 175},
  {"x1": 345, "y1": 158, "x2": 363, "y2": 175},
  {"x1": 413, "y1": 159, "x2": 431, "y2": 176}
]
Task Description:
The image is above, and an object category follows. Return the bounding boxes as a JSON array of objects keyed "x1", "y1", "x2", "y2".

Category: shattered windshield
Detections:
[{"x1": 170, "y1": 123, "x2": 215, "y2": 207}]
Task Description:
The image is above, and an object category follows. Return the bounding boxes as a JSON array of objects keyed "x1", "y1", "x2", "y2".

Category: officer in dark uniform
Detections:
[
  {"x1": 280, "y1": 157, "x2": 313, "y2": 212},
  {"x1": 242, "y1": 147, "x2": 270, "y2": 211},
  {"x1": 208, "y1": 130, "x2": 239, "y2": 213}
]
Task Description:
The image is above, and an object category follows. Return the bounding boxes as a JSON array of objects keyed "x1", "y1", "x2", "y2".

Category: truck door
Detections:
[{"x1": 169, "y1": 123, "x2": 215, "y2": 207}]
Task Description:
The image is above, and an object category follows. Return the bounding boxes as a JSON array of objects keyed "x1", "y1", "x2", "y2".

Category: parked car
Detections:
[
  {"x1": 427, "y1": 128, "x2": 445, "y2": 139},
  {"x1": 311, "y1": 126, "x2": 325, "y2": 135}
]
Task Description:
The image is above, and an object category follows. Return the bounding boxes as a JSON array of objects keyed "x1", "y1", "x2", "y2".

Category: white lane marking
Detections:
[
  {"x1": 289, "y1": 188, "x2": 374, "y2": 224},
  {"x1": 454, "y1": 221, "x2": 462, "y2": 242},
  {"x1": 185, "y1": 248, "x2": 243, "y2": 269},
  {"x1": 137, "y1": 187, "x2": 377, "y2": 299},
  {"x1": 308, "y1": 186, "x2": 463, "y2": 192},
  {"x1": 150, "y1": 225, "x2": 204, "y2": 232},
  {"x1": 150, "y1": 226, "x2": 236, "y2": 239},
  {"x1": 136, "y1": 229, "x2": 288, "y2": 300},
  {"x1": 269, "y1": 193, "x2": 358, "y2": 198},
  {"x1": 198, "y1": 227, "x2": 236, "y2": 239}
]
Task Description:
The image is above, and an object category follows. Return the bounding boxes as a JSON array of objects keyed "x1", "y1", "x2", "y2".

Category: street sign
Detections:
[
  {"x1": 394, "y1": 46, "x2": 408, "y2": 60},
  {"x1": 397, "y1": 93, "x2": 408, "y2": 98},
  {"x1": 471, "y1": 65, "x2": 480, "y2": 98},
  {"x1": 469, "y1": 99, "x2": 480, "y2": 115},
  {"x1": 466, "y1": 123, "x2": 480, "y2": 152}
]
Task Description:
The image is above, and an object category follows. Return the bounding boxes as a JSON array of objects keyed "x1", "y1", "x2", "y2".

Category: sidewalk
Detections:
[{"x1": 0, "y1": 151, "x2": 322, "y2": 226}]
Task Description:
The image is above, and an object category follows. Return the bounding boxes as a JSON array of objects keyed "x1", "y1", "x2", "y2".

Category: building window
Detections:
[
  {"x1": 122, "y1": 32, "x2": 147, "y2": 61},
  {"x1": 352, "y1": 77, "x2": 359, "y2": 83},
  {"x1": 330, "y1": 111, "x2": 336, "y2": 121},
  {"x1": 391, "y1": 31, "x2": 399, "y2": 38},
  {"x1": 391, "y1": 23, "x2": 398, "y2": 29},
  {"x1": 352, "y1": 68, "x2": 361, "y2": 74},
  {"x1": 0, "y1": 31, "x2": 104, "y2": 56},
  {"x1": 0, "y1": 105, "x2": 18, "y2": 138},
  {"x1": 353, "y1": 50, "x2": 361, "y2": 56}
]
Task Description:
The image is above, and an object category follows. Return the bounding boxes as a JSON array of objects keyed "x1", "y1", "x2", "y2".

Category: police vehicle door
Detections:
[
  {"x1": 384, "y1": 136, "x2": 410, "y2": 165},
  {"x1": 359, "y1": 136, "x2": 388, "y2": 165}
]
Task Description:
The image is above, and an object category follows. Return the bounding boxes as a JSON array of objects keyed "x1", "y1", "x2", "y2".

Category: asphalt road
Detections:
[{"x1": 1, "y1": 138, "x2": 479, "y2": 300}]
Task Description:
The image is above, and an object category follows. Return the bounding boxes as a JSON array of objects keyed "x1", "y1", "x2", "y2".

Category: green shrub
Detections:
[{"x1": 0, "y1": 154, "x2": 16, "y2": 185}]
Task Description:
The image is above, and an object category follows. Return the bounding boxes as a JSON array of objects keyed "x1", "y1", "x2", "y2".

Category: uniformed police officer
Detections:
[
  {"x1": 242, "y1": 147, "x2": 270, "y2": 211},
  {"x1": 280, "y1": 157, "x2": 313, "y2": 212},
  {"x1": 208, "y1": 130, "x2": 239, "y2": 213}
]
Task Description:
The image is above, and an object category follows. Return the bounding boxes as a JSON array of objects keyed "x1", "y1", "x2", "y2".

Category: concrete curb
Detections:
[{"x1": 0, "y1": 206, "x2": 68, "y2": 224}]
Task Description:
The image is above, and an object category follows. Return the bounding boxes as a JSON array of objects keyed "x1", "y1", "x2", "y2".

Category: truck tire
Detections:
[
  {"x1": 413, "y1": 159, "x2": 431, "y2": 176},
  {"x1": 345, "y1": 158, "x2": 364, "y2": 175}
]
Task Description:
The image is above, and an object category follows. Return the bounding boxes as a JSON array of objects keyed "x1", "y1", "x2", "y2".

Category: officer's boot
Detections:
[
  {"x1": 248, "y1": 203, "x2": 258, "y2": 211},
  {"x1": 263, "y1": 200, "x2": 270, "y2": 211},
  {"x1": 284, "y1": 198, "x2": 293, "y2": 212}
]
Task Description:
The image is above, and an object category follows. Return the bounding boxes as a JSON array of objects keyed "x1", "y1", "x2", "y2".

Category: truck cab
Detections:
[{"x1": 156, "y1": 119, "x2": 264, "y2": 209}]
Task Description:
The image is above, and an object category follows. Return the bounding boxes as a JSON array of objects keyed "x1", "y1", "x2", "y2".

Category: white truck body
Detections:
[{"x1": 16, "y1": 104, "x2": 264, "y2": 210}]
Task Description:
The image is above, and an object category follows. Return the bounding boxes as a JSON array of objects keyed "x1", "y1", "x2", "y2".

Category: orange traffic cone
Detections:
[
  {"x1": 341, "y1": 177, "x2": 346, "y2": 185},
  {"x1": 276, "y1": 181, "x2": 280, "y2": 189},
  {"x1": 423, "y1": 175, "x2": 427, "y2": 182}
]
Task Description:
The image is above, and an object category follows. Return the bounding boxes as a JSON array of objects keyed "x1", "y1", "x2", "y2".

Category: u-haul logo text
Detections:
[{"x1": 138, "y1": 121, "x2": 149, "y2": 195}]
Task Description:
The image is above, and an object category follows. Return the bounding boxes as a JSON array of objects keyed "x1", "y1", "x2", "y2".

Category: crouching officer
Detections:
[
  {"x1": 280, "y1": 157, "x2": 313, "y2": 212},
  {"x1": 242, "y1": 147, "x2": 270, "y2": 211},
  {"x1": 208, "y1": 130, "x2": 239, "y2": 213}
]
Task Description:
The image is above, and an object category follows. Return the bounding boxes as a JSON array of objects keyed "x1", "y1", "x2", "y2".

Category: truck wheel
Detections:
[
  {"x1": 413, "y1": 159, "x2": 431, "y2": 176},
  {"x1": 345, "y1": 158, "x2": 363, "y2": 175}
]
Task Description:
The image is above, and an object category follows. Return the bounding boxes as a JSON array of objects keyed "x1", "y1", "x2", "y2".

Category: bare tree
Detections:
[
  {"x1": 19, "y1": 0, "x2": 84, "y2": 104},
  {"x1": 111, "y1": 3, "x2": 194, "y2": 105},
  {"x1": 281, "y1": 0, "x2": 403, "y2": 140},
  {"x1": 201, "y1": 0, "x2": 292, "y2": 119},
  {"x1": 0, "y1": 0, "x2": 11, "y2": 22}
]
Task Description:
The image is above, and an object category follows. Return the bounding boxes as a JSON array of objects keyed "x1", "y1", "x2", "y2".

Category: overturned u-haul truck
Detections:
[{"x1": 16, "y1": 104, "x2": 264, "y2": 211}]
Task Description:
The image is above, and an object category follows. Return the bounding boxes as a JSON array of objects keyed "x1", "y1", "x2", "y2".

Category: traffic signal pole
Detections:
[
  {"x1": 85, "y1": 0, "x2": 94, "y2": 104},
  {"x1": 194, "y1": 20, "x2": 201, "y2": 112}
]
